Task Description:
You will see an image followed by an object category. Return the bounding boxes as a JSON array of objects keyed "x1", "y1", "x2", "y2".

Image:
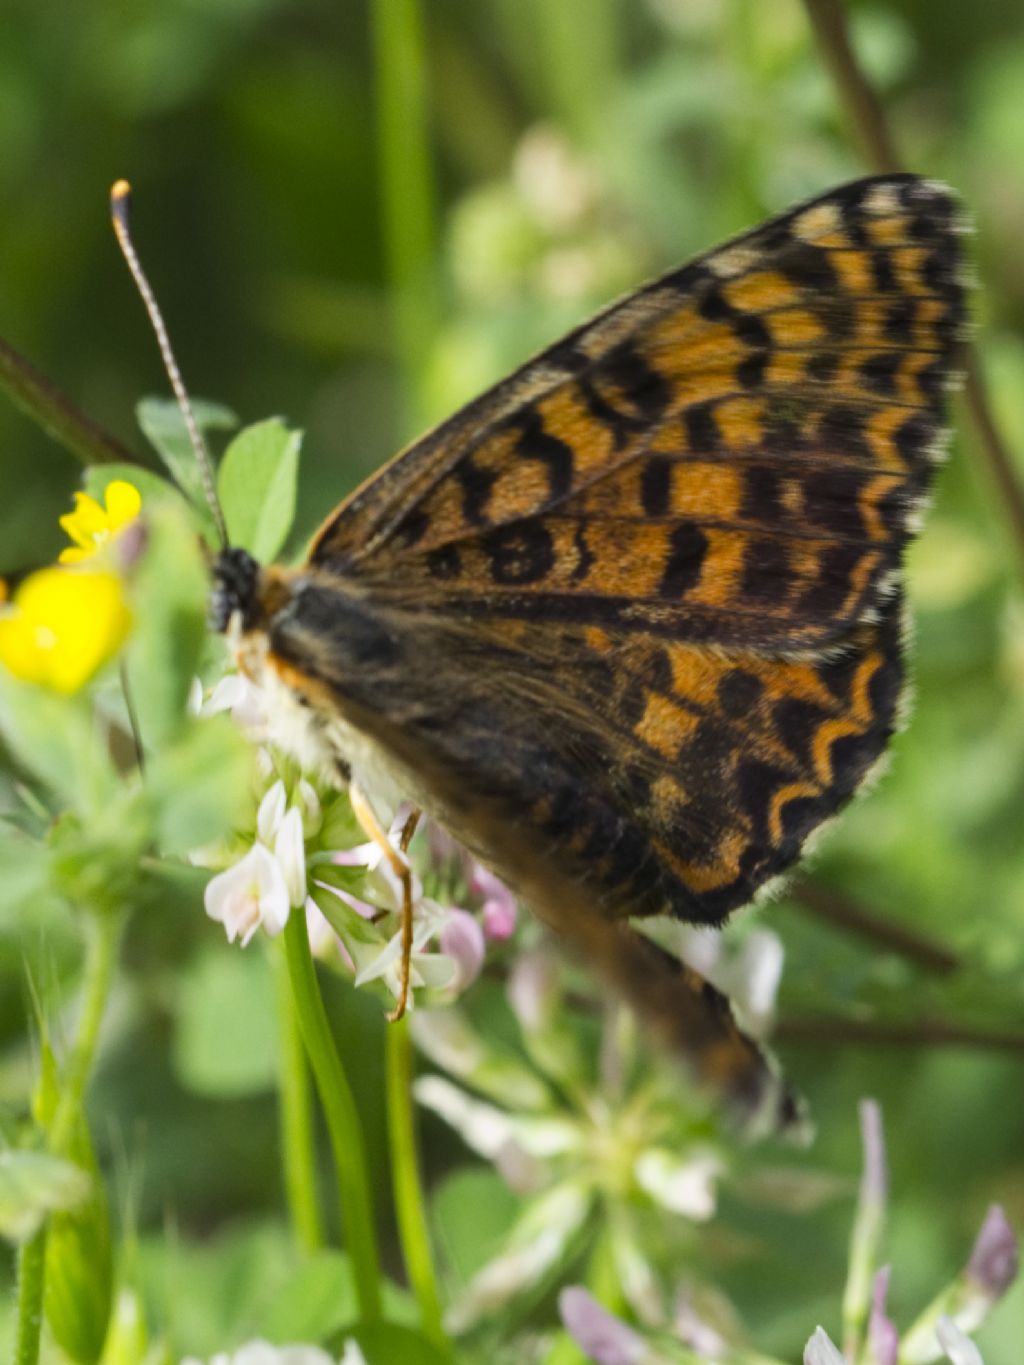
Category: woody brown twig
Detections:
[{"x1": 0, "y1": 334, "x2": 138, "y2": 468}]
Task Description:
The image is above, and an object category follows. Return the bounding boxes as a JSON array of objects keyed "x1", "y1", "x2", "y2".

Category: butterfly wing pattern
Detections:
[{"x1": 227, "y1": 174, "x2": 967, "y2": 1130}]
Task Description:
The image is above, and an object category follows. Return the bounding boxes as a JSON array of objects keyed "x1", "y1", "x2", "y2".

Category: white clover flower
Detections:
[{"x1": 204, "y1": 842, "x2": 290, "y2": 945}]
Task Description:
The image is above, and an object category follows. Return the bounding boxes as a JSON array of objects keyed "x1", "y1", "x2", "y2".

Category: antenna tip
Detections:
[{"x1": 110, "y1": 179, "x2": 133, "y2": 227}]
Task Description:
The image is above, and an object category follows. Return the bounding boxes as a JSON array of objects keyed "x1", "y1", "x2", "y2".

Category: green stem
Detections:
[
  {"x1": 282, "y1": 910, "x2": 382, "y2": 1322},
  {"x1": 370, "y1": 0, "x2": 441, "y2": 432},
  {"x1": 49, "y1": 912, "x2": 122, "y2": 1157},
  {"x1": 385, "y1": 1016, "x2": 445, "y2": 1348},
  {"x1": 274, "y1": 942, "x2": 324, "y2": 1254},
  {"x1": 13, "y1": 911, "x2": 122, "y2": 1365},
  {"x1": 0, "y1": 335, "x2": 138, "y2": 469},
  {"x1": 12, "y1": 1228, "x2": 48, "y2": 1365}
]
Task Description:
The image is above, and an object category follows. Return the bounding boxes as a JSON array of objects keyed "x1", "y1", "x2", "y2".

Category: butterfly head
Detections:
[{"x1": 210, "y1": 546, "x2": 263, "y2": 633}]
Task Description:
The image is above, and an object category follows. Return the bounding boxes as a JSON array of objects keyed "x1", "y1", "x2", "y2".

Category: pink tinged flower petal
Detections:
[
  {"x1": 257, "y1": 780, "x2": 288, "y2": 844},
  {"x1": 558, "y1": 1287, "x2": 648, "y2": 1365},
  {"x1": 868, "y1": 1266, "x2": 899, "y2": 1365},
  {"x1": 966, "y1": 1205, "x2": 1018, "y2": 1299},
  {"x1": 440, "y1": 909, "x2": 485, "y2": 993},
  {"x1": 481, "y1": 895, "x2": 517, "y2": 940},
  {"x1": 275, "y1": 807, "x2": 308, "y2": 908},
  {"x1": 507, "y1": 948, "x2": 560, "y2": 1033},
  {"x1": 935, "y1": 1318, "x2": 984, "y2": 1365},
  {"x1": 204, "y1": 843, "x2": 290, "y2": 946},
  {"x1": 632, "y1": 1148, "x2": 722, "y2": 1221},
  {"x1": 804, "y1": 1326, "x2": 849, "y2": 1365}
]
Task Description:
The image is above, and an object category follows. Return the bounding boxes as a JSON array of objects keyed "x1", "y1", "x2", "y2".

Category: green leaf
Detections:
[
  {"x1": 342, "y1": 1322, "x2": 454, "y2": 1365},
  {"x1": 136, "y1": 397, "x2": 237, "y2": 542},
  {"x1": 124, "y1": 498, "x2": 210, "y2": 748},
  {"x1": 45, "y1": 1118, "x2": 113, "y2": 1365},
  {"x1": 0, "y1": 825, "x2": 52, "y2": 923},
  {"x1": 0, "y1": 1150, "x2": 90, "y2": 1243},
  {"x1": 252, "y1": 1251, "x2": 357, "y2": 1342},
  {"x1": 216, "y1": 418, "x2": 302, "y2": 561},
  {"x1": 172, "y1": 945, "x2": 278, "y2": 1097},
  {"x1": 430, "y1": 1167, "x2": 519, "y2": 1290},
  {"x1": 144, "y1": 712, "x2": 250, "y2": 856},
  {"x1": 0, "y1": 674, "x2": 118, "y2": 812}
]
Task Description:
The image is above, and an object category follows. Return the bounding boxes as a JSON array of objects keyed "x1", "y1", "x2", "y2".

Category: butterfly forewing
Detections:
[{"x1": 284, "y1": 173, "x2": 965, "y2": 923}]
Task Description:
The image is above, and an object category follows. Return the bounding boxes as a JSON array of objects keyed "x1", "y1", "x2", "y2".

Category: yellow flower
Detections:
[
  {"x1": 0, "y1": 567, "x2": 132, "y2": 693},
  {"x1": 58, "y1": 480, "x2": 142, "y2": 564}
]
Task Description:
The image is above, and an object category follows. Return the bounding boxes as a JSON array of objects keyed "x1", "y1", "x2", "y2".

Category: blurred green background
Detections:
[{"x1": 1, "y1": 0, "x2": 1023, "y2": 1361}]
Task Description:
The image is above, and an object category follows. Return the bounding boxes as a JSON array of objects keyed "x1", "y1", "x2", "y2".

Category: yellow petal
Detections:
[
  {"x1": 0, "y1": 567, "x2": 132, "y2": 694},
  {"x1": 103, "y1": 480, "x2": 142, "y2": 529}
]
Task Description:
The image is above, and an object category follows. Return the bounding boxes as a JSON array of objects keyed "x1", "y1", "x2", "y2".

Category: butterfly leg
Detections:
[{"x1": 348, "y1": 782, "x2": 420, "y2": 1023}]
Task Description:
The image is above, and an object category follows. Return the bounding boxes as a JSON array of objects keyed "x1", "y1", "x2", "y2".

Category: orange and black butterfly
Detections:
[{"x1": 205, "y1": 174, "x2": 966, "y2": 1133}]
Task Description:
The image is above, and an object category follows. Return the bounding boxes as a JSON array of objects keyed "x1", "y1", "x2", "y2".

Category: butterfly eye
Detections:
[{"x1": 210, "y1": 546, "x2": 261, "y2": 633}]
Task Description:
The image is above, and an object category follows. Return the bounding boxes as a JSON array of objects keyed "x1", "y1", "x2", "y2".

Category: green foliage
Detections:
[{"x1": 217, "y1": 418, "x2": 302, "y2": 562}]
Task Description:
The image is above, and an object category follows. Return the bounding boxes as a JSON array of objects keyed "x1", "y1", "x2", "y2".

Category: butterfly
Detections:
[{"x1": 209, "y1": 173, "x2": 966, "y2": 1134}]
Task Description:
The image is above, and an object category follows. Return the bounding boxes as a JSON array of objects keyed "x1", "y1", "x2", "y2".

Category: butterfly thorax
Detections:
[{"x1": 211, "y1": 547, "x2": 414, "y2": 810}]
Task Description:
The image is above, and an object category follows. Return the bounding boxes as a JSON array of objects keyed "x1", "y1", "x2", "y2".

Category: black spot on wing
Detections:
[{"x1": 658, "y1": 522, "x2": 708, "y2": 598}]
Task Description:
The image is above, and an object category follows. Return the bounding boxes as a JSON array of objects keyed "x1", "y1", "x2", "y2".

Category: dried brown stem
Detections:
[
  {"x1": 789, "y1": 877, "x2": 960, "y2": 976},
  {"x1": 0, "y1": 334, "x2": 138, "y2": 468},
  {"x1": 778, "y1": 1013, "x2": 1024, "y2": 1055},
  {"x1": 802, "y1": 0, "x2": 1024, "y2": 569}
]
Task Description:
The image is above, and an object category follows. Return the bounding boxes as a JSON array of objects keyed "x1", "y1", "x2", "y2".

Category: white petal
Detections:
[
  {"x1": 204, "y1": 843, "x2": 290, "y2": 945},
  {"x1": 275, "y1": 807, "x2": 308, "y2": 908},
  {"x1": 446, "y1": 1184, "x2": 592, "y2": 1334},
  {"x1": 257, "y1": 780, "x2": 287, "y2": 844},
  {"x1": 187, "y1": 676, "x2": 204, "y2": 716},
  {"x1": 413, "y1": 1076, "x2": 521, "y2": 1158},
  {"x1": 804, "y1": 1326, "x2": 848, "y2": 1365},
  {"x1": 296, "y1": 779, "x2": 322, "y2": 835},
  {"x1": 936, "y1": 1318, "x2": 984, "y2": 1365},
  {"x1": 633, "y1": 1148, "x2": 722, "y2": 1220},
  {"x1": 338, "y1": 1343, "x2": 369, "y2": 1365},
  {"x1": 736, "y1": 928, "x2": 784, "y2": 1024}
]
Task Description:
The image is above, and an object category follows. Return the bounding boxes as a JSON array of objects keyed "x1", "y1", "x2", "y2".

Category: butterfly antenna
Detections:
[{"x1": 109, "y1": 179, "x2": 230, "y2": 549}]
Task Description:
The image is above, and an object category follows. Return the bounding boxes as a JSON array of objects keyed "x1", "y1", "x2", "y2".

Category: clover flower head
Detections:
[
  {"x1": 412, "y1": 948, "x2": 729, "y2": 1335},
  {"x1": 58, "y1": 479, "x2": 142, "y2": 564},
  {"x1": 0, "y1": 565, "x2": 132, "y2": 693}
]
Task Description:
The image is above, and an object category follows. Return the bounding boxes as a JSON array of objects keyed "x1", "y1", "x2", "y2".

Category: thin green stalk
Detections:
[
  {"x1": 0, "y1": 335, "x2": 137, "y2": 468},
  {"x1": 49, "y1": 912, "x2": 122, "y2": 1157},
  {"x1": 274, "y1": 941, "x2": 324, "y2": 1253},
  {"x1": 370, "y1": 0, "x2": 441, "y2": 431},
  {"x1": 12, "y1": 1228, "x2": 48, "y2": 1365},
  {"x1": 385, "y1": 1016, "x2": 445, "y2": 1348},
  {"x1": 282, "y1": 911, "x2": 382, "y2": 1322},
  {"x1": 13, "y1": 910, "x2": 122, "y2": 1365}
]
